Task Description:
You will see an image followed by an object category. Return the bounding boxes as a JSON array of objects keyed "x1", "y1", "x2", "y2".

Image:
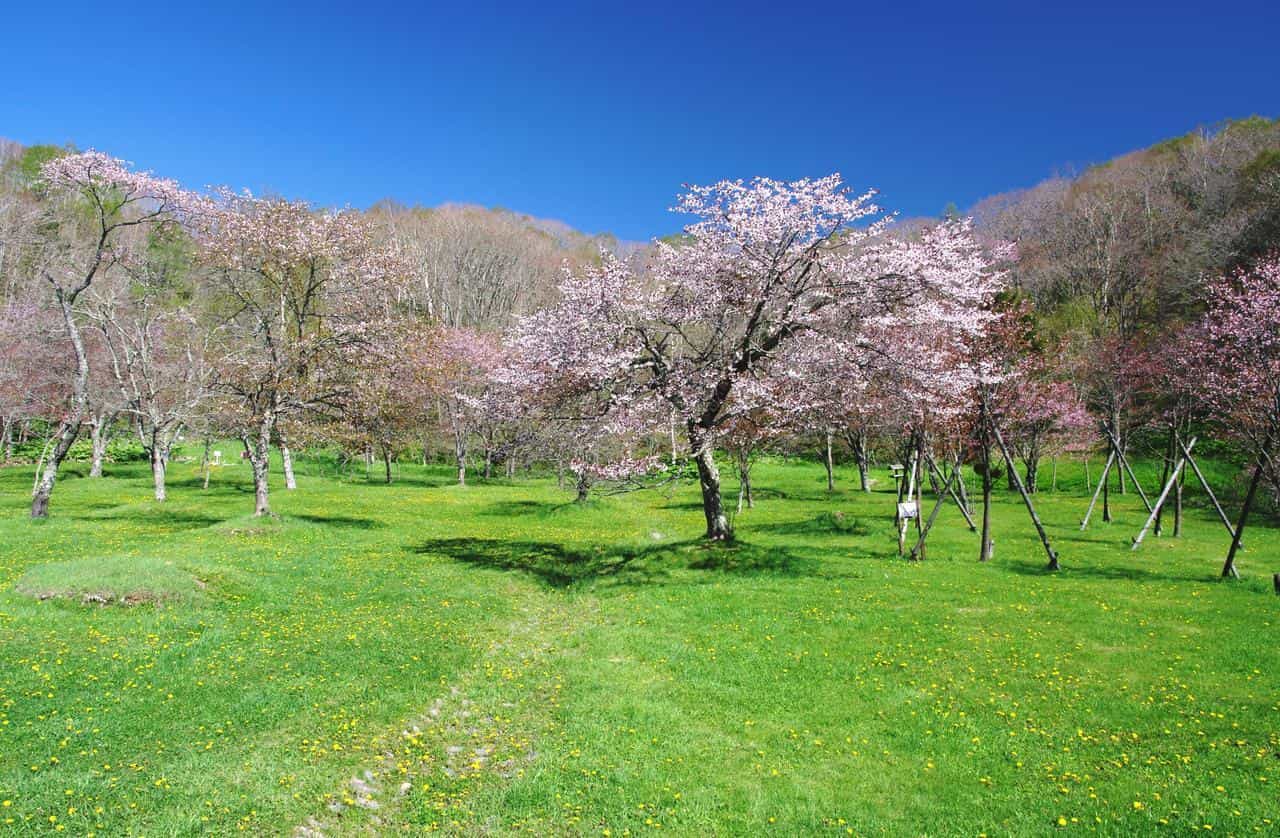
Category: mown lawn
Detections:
[{"x1": 0, "y1": 450, "x2": 1277, "y2": 835}]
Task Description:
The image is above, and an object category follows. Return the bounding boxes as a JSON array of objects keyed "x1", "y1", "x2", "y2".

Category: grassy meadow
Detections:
[{"x1": 0, "y1": 449, "x2": 1277, "y2": 835}]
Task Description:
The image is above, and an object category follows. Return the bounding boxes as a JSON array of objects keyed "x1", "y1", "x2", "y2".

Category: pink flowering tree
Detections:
[
  {"x1": 514, "y1": 178, "x2": 1003, "y2": 540},
  {"x1": 27, "y1": 151, "x2": 195, "y2": 517},
  {"x1": 197, "y1": 192, "x2": 405, "y2": 515},
  {"x1": 415, "y1": 326, "x2": 507, "y2": 486},
  {"x1": 1185, "y1": 254, "x2": 1280, "y2": 577},
  {"x1": 1003, "y1": 358, "x2": 1093, "y2": 493}
]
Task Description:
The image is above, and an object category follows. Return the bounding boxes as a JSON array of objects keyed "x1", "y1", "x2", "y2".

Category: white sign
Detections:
[{"x1": 897, "y1": 501, "x2": 918, "y2": 520}]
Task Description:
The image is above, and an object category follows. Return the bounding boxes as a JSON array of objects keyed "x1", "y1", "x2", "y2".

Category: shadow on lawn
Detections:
[
  {"x1": 289, "y1": 513, "x2": 384, "y2": 529},
  {"x1": 752, "y1": 511, "x2": 873, "y2": 538},
  {"x1": 413, "y1": 537, "x2": 819, "y2": 588},
  {"x1": 70, "y1": 508, "x2": 225, "y2": 530},
  {"x1": 1001, "y1": 556, "x2": 1216, "y2": 584},
  {"x1": 477, "y1": 499, "x2": 573, "y2": 517}
]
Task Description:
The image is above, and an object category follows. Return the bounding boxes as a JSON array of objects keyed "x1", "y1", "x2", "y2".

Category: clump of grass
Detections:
[
  {"x1": 15, "y1": 555, "x2": 204, "y2": 607},
  {"x1": 824, "y1": 509, "x2": 868, "y2": 534}
]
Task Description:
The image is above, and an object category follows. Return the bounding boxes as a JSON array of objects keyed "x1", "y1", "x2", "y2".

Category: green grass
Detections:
[
  {"x1": 0, "y1": 451, "x2": 1277, "y2": 835},
  {"x1": 14, "y1": 555, "x2": 204, "y2": 607}
]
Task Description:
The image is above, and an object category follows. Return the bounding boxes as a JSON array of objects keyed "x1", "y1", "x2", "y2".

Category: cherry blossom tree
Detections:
[
  {"x1": 512, "y1": 179, "x2": 1003, "y2": 540},
  {"x1": 415, "y1": 326, "x2": 506, "y2": 486},
  {"x1": 27, "y1": 151, "x2": 195, "y2": 517},
  {"x1": 88, "y1": 289, "x2": 214, "y2": 500},
  {"x1": 1185, "y1": 254, "x2": 1280, "y2": 577},
  {"x1": 197, "y1": 192, "x2": 405, "y2": 515}
]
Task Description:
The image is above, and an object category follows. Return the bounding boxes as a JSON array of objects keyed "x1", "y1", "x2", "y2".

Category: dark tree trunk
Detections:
[
  {"x1": 1155, "y1": 429, "x2": 1175, "y2": 536},
  {"x1": 979, "y1": 445, "x2": 993, "y2": 561},
  {"x1": 1102, "y1": 459, "x2": 1112, "y2": 522},
  {"x1": 736, "y1": 449, "x2": 753, "y2": 513},
  {"x1": 690, "y1": 430, "x2": 730, "y2": 540},
  {"x1": 844, "y1": 429, "x2": 871, "y2": 492},
  {"x1": 1024, "y1": 458, "x2": 1038, "y2": 494},
  {"x1": 1222, "y1": 448, "x2": 1268, "y2": 579},
  {"x1": 383, "y1": 447, "x2": 393, "y2": 484},
  {"x1": 1173, "y1": 457, "x2": 1184, "y2": 537},
  {"x1": 574, "y1": 471, "x2": 592, "y2": 503}
]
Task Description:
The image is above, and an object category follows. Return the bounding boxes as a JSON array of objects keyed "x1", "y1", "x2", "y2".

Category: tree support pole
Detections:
[
  {"x1": 989, "y1": 406, "x2": 1059, "y2": 570},
  {"x1": 909, "y1": 463, "x2": 958, "y2": 561},
  {"x1": 1080, "y1": 450, "x2": 1116, "y2": 530},
  {"x1": 924, "y1": 452, "x2": 976, "y2": 531},
  {"x1": 1103, "y1": 425, "x2": 1153, "y2": 512},
  {"x1": 1178, "y1": 437, "x2": 1236, "y2": 541},
  {"x1": 1132, "y1": 437, "x2": 1196, "y2": 550}
]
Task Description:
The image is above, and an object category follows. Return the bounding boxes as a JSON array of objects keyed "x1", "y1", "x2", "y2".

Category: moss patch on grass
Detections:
[{"x1": 14, "y1": 555, "x2": 204, "y2": 606}]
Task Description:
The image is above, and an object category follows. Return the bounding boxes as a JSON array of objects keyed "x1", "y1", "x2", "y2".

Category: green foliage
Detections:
[
  {"x1": 0, "y1": 143, "x2": 71, "y2": 191},
  {"x1": 0, "y1": 454, "x2": 1276, "y2": 834},
  {"x1": 9, "y1": 435, "x2": 148, "y2": 465}
]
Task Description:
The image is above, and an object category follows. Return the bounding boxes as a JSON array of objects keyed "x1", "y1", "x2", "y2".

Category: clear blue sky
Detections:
[{"x1": 3, "y1": 1, "x2": 1278, "y2": 241}]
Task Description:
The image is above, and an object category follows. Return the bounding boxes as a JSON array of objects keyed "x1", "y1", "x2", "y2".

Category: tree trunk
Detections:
[
  {"x1": 455, "y1": 435, "x2": 467, "y2": 486},
  {"x1": 89, "y1": 416, "x2": 111, "y2": 478},
  {"x1": 280, "y1": 440, "x2": 297, "y2": 490},
  {"x1": 151, "y1": 444, "x2": 169, "y2": 502},
  {"x1": 1173, "y1": 457, "x2": 1184, "y2": 537},
  {"x1": 736, "y1": 450, "x2": 753, "y2": 513},
  {"x1": 1113, "y1": 413, "x2": 1127, "y2": 495},
  {"x1": 979, "y1": 446, "x2": 993, "y2": 561},
  {"x1": 1, "y1": 417, "x2": 12, "y2": 462},
  {"x1": 823, "y1": 432, "x2": 835, "y2": 491},
  {"x1": 383, "y1": 447, "x2": 393, "y2": 484},
  {"x1": 690, "y1": 429, "x2": 730, "y2": 540},
  {"x1": 1102, "y1": 460, "x2": 1112, "y2": 522},
  {"x1": 1154, "y1": 429, "x2": 1175, "y2": 536},
  {"x1": 1024, "y1": 458, "x2": 1038, "y2": 494},
  {"x1": 32, "y1": 293, "x2": 91, "y2": 518},
  {"x1": 575, "y1": 472, "x2": 592, "y2": 503},
  {"x1": 243, "y1": 412, "x2": 274, "y2": 517},
  {"x1": 201, "y1": 437, "x2": 212, "y2": 490}
]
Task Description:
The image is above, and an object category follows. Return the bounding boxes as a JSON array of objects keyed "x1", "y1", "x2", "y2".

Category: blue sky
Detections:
[{"x1": 3, "y1": 1, "x2": 1278, "y2": 241}]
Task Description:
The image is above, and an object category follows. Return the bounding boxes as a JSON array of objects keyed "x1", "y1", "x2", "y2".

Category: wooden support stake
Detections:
[
  {"x1": 1132, "y1": 437, "x2": 1196, "y2": 550},
  {"x1": 1222, "y1": 448, "x2": 1269, "y2": 579},
  {"x1": 909, "y1": 464, "x2": 959, "y2": 561},
  {"x1": 1178, "y1": 437, "x2": 1236, "y2": 541},
  {"x1": 1103, "y1": 426, "x2": 1153, "y2": 512},
  {"x1": 989, "y1": 405, "x2": 1059, "y2": 570},
  {"x1": 1080, "y1": 450, "x2": 1116, "y2": 530},
  {"x1": 925, "y1": 453, "x2": 977, "y2": 531}
]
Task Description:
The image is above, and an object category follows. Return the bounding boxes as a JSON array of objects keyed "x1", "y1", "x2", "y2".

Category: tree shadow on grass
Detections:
[
  {"x1": 1000, "y1": 557, "x2": 1217, "y2": 585},
  {"x1": 413, "y1": 536, "x2": 823, "y2": 588},
  {"x1": 751, "y1": 511, "x2": 872, "y2": 538},
  {"x1": 477, "y1": 499, "x2": 574, "y2": 517},
  {"x1": 289, "y1": 513, "x2": 384, "y2": 529},
  {"x1": 71, "y1": 508, "x2": 226, "y2": 530}
]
